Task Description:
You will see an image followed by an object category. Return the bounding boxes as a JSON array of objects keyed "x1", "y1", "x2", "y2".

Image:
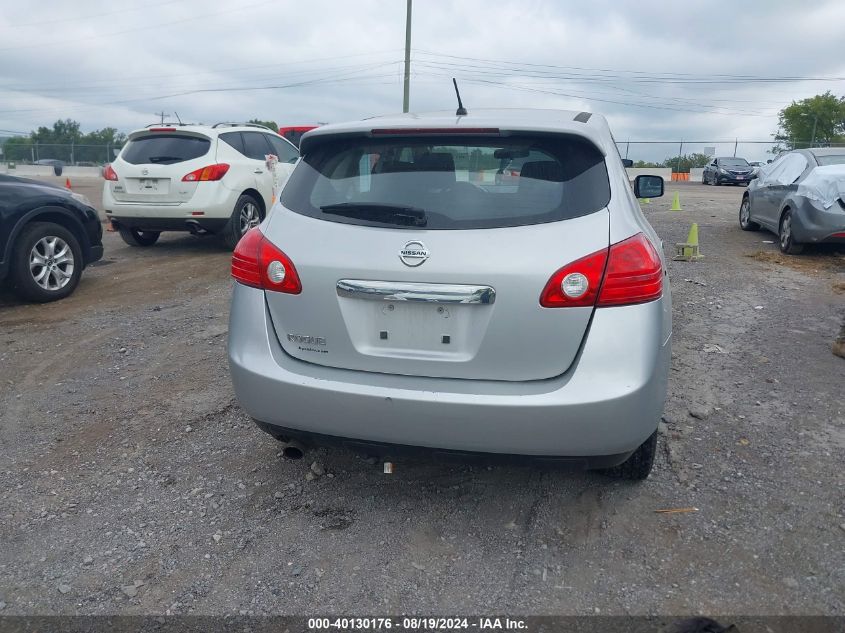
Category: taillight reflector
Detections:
[
  {"x1": 103, "y1": 164, "x2": 118, "y2": 181},
  {"x1": 231, "y1": 228, "x2": 301, "y2": 294},
  {"x1": 182, "y1": 163, "x2": 230, "y2": 182},
  {"x1": 540, "y1": 233, "x2": 663, "y2": 308}
]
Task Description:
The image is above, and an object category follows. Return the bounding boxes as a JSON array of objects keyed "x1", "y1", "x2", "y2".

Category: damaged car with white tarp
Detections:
[{"x1": 738, "y1": 147, "x2": 845, "y2": 253}]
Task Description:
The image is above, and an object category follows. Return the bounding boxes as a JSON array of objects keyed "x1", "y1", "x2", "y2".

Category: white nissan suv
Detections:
[{"x1": 103, "y1": 123, "x2": 299, "y2": 248}]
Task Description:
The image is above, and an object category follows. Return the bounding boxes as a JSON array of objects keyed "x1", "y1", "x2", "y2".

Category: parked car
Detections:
[
  {"x1": 278, "y1": 126, "x2": 318, "y2": 148},
  {"x1": 703, "y1": 157, "x2": 754, "y2": 185},
  {"x1": 739, "y1": 148, "x2": 845, "y2": 254},
  {"x1": 103, "y1": 123, "x2": 300, "y2": 249},
  {"x1": 34, "y1": 158, "x2": 64, "y2": 176},
  {"x1": 228, "y1": 109, "x2": 671, "y2": 479},
  {"x1": 0, "y1": 174, "x2": 103, "y2": 302}
]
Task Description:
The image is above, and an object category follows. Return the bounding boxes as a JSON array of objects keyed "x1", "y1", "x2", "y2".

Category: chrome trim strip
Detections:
[{"x1": 337, "y1": 279, "x2": 496, "y2": 305}]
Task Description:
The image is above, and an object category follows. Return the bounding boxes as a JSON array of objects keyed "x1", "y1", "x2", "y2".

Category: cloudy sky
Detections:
[{"x1": 1, "y1": 0, "x2": 843, "y2": 161}]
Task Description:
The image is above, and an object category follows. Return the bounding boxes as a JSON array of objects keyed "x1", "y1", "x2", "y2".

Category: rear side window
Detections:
[
  {"x1": 218, "y1": 131, "x2": 245, "y2": 155},
  {"x1": 121, "y1": 134, "x2": 210, "y2": 165},
  {"x1": 280, "y1": 135, "x2": 610, "y2": 230},
  {"x1": 242, "y1": 132, "x2": 273, "y2": 160}
]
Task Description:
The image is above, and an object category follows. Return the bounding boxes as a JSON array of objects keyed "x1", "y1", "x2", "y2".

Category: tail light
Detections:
[
  {"x1": 231, "y1": 228, "x2": 301, "y2": 294},
  {"x1": 182, "y1": 163, "x2": 230, "y2": 182},
  {"x1": 540, "y1": 249, "x2": 608, "y2": 308},
  {"x1": 540, "y1": 233, "x2": 662, "y2": 308},
  {"x1": 103, "y1": 164, "x2": 118, "y2": 181},
  {"x1": 597, "y1": 233, "x2": 663, "y2": 307}
]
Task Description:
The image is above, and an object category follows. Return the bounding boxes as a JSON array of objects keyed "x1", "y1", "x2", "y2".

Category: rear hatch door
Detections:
[
  {"x1": 262, "y1": 131, "x2": 611, "y2": 381},
  {"x1": 109, "y1": 129, "x2": 212, "y2": 204}
]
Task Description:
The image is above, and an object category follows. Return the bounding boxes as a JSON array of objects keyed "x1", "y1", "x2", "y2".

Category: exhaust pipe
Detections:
[
  {"x1": 282, "y1": 440, "x2": 306, "y2": 460},
  {"x1": 185, "y1": 219, "x2": 209, "y2": 236}
]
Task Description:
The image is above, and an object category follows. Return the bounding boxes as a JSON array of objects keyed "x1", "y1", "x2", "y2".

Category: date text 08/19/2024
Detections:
[{"x1": 307, "y1": 617, "x2": 528, "y2": 630}]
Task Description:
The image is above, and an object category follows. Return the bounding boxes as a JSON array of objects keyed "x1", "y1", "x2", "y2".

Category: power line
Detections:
[
  {"x1": 414, "y1": 49, "x2": 845, "y2": 83},
  {"x1": 0, "y1": 0, "x2": 188, "y2": 29},
  {"x1": 0, "y1": 0, "x2": 271, "y2": 52}
]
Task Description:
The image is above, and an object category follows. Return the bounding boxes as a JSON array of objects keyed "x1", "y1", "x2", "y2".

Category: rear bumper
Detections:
[
  {"x1": 716, "y1": 173, "x2": 752, "y2": 184},
  {"x1": 109, "y1": 216, "x2": 228, "y2": 234},
  {"x1": 228, "y1": 284, "x2": 671, "y2": 457},
  {"x1": 102, "y1": 181, "x2": 241, "y2": 224},
  {"x1": 790, "y1": 199, "x2": 845, "y2": 244}
]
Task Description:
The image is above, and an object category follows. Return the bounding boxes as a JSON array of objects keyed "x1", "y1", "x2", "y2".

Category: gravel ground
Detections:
[{"x1": 0, "y1": 182, "x2": 843, "y2": 616}]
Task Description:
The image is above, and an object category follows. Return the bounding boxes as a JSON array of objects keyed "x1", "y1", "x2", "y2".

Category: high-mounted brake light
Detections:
[
  {"x1": 231, "y1": 228, "x2": 302, "y2": 294},
  {"x1": 103, "y1": 164, "x2": 118, "y2": 181},
  {"x1": 540, "y1": 233, "x2": 662, "y2": 308},
  {"x1": 182, "y1": 163, "x2": 230, "y2": 182},
  {"x1": 371, "y1": 127, "x2": 500, "y2": 135},
  {"x1": 149, "y1": 127, "x2": 176, "y2": 132}
]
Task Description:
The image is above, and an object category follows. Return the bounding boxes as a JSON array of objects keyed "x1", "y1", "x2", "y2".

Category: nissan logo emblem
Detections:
[{"x1": 399, "y1": 241, "x2": 429, "y2": 267}]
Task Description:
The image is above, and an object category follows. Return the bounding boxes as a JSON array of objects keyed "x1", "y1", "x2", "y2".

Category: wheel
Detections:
[
  {"x1": 118, "y1": 226, "x2": 160, "y2": 247},
  {"x1": 739, "y1": 197, "x2": 760, "y2": 231},
  {"x1": 10, "y1": 221, "x2": 83, "y2": 303},
  {"x1": 601, "y1": 431, "x2": 657, "y2": 480},
  {"x1": 778, "y1": 208, "x2": 804, "y2": 254},
  {"x1": 222, "y1": 194, "x2": 262, "y2": 249}
]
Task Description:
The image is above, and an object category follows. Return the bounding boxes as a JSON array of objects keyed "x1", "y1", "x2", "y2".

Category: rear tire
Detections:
[
  {"x1": 601, "y1": 431, "x2": 657, "y2": 480},
  {"x1": 222, "y1": 194, "x2": 262, "y2": 249},
  {"x1": 739, "y1": 197, "x2": 760, "y2": 231},
  {"x1": 118, "y1": 226, "x2": 160, "y2": 247},
  {"x1": 10, "y1": 221, "x2": 83, "y2": 303},
  {"x1": 779, "y1": 209, "x2": 804, "y2": 254}
]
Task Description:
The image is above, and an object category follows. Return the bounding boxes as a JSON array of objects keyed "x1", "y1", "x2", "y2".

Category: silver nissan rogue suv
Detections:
[{"x1": 228, "y1": 109, "x2": 670, "y2": 479}]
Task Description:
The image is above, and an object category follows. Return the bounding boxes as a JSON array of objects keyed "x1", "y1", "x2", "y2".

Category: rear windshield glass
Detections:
[
  {"x1": 280, "y1": 134, "x2": 610, "y2": 230},
  {"x1": 122, "y1": 134, "x2": 210, "y2": 165},
  {"x1": 815, "y1": 154, "x2": 845, "y2": 166}
]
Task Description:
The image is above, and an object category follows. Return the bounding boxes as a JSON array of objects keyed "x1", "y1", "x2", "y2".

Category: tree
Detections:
[
  {"x1": 633, "y1": 160, "x2": 661, "y2": 168},
  {"x1": 660, "y1": 152, "x2": 712, "y2": 173},
  {"x1": 0, "y1": 119, "x2": 127, "y2": 164},
  {"x1": 772, "y1": 91, "x2": 845, "y2": 153},
  {"x1": 248, "y1": 118, "x2": 278, "y2": 132}
]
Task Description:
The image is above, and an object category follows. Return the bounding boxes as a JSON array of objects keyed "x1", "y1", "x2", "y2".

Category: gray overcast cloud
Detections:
[{"x1": 0, "y1": 0, "x2": 843, "y2": 161}]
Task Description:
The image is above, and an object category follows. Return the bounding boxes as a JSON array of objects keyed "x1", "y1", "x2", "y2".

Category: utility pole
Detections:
[
  {"x1": 625, "y1": 139, "x2": 630, "y2": 159},
  {"x1": 733, "y1": 138, "x2": 738, "y2": 157},
  {"x1": 810, "y1": 115, "x2": 818, "y2": 147},
  {"x1": 402, "y1": 0, "x2": 412, "y2": 113},
  {"x1": 155, "y1": 111, "x2": 167, "y2": 125},
  {"x1": 677, "y1": 139, "x2": 683, "y2": 174}
]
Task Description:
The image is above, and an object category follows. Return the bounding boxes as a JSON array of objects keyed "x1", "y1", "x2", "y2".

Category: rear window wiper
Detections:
[{"x1": 320, "y1": 202, "x2": 427, "y2": 227}]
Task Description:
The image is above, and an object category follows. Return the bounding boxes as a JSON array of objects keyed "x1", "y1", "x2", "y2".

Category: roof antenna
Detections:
[
  {"x1": 174, "y1": 111, "x2": 183, "y2": 125},
  {"x1": 452, "y1": 78, "x2": 467, "y2": 116}
]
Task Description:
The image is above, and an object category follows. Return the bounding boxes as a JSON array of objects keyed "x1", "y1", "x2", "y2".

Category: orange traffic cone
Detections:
[
  {"x1": 65, "y1": 177, "x2": 72, "y2": 189},
  {"x1": 105, "y1": 219, "x2": 116, "y2": 232}
]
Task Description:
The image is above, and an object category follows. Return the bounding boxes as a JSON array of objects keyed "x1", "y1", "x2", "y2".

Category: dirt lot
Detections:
[{"x1": 0, "y1": 182, "x2": 843, "y2": 616}]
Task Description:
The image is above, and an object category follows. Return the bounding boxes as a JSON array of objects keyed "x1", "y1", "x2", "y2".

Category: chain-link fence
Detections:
[
  {"x1": 1, "y1": 142, "x2": 123, "y2": 166},
  {"x1": 616, "y1": 139, "x2": 845, "y2": 172}
]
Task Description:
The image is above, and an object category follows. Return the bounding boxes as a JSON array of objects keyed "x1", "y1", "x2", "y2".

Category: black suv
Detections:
[{"x1": 0, "y1": 175, "x2": 103, "y2": 302}]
